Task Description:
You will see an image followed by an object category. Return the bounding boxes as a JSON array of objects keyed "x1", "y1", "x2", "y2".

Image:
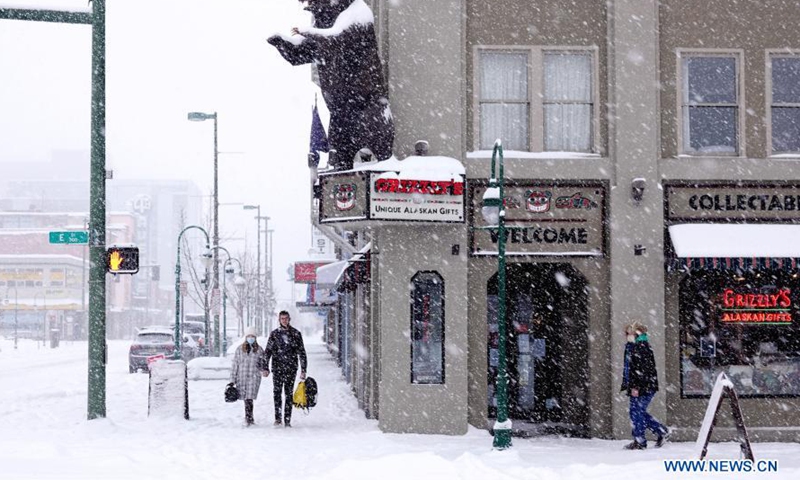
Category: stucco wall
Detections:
[{"x1": 375, "y1": 224, "x2": 469, "y2": 434}]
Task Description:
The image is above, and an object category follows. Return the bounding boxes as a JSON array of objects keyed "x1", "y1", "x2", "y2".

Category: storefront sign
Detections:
[
  {"x1": 719, "y1": 288, "x2": 793, "y2": 324},
  {"x1": 370, "y1": 175, "x2": 464, "y2": 222},
  {"x1": 293, "y1": 261, "x2": 332, "y2": 284},
  {"x1": 470, "y1": 183, "x2": 606, "y2": 256},
  {"x1": 319, "y1": 170, "x2": 465, "y2": 223},
  {"x1": 319, "y1": 172, "x2": 369, "y2": 223},
  {"x1": 667, "y1": 185, "x2": 800, "y2": 221}
]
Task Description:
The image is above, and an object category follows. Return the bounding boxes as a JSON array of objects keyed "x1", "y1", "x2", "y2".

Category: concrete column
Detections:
[
  {"x1": 608, "y1": 0, "x2": 666, "y2": 439},
  {"x1": 387, "y1": 0, "x2": 464, "y2": 158}
]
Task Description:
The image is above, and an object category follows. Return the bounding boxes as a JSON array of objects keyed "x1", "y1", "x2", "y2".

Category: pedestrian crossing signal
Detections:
[{"x1": 106, "y1": 245, "x2": 139, "y2": 274}]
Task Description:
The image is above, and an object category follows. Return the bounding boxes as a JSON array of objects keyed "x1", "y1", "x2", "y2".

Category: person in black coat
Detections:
[
  {"x1": 621, "y1": 322, "x2": 670, "y2": 449},
  {"x1": 262, "y1": 311, "x2": 308, "y2": 427},
  {"x1": 267, "y1": 0, "x2": 394, "y2": 171}
]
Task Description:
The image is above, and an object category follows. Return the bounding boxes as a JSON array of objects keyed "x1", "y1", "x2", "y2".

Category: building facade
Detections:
[{"x1": 313, "y1": 0, "x2": 800, "y2": 441}]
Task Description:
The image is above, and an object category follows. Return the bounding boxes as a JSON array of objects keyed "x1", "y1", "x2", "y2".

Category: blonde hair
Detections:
[{"x1": 627, "y1": 322, "x2": 647, "y2": 335}]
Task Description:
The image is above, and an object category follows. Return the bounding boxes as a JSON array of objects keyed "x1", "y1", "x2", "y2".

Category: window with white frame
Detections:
[
  {"x1": 479, "y1": 51, "x2": 530, "y2": 151},
  {"x1": 770, "y1": 55, "x2": 800, "y2": 154},
  {"x1": 544, "y1": 53, "x2": 593, "y2": 152},
  {"x1": 477, "y1": 48, "x2": 595, "y2": 152},
  {"x1": 681, "y1": 54, "x2": 740, "y2": 155}
]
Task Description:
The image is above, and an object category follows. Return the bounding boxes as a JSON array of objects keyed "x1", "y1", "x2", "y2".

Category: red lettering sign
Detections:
[
  {"x1": 373, "y1": 178, "x2": 464, "y2": 196},
  {"x1": 720, "y1": 288, "x2": 793, "y2": 324}
]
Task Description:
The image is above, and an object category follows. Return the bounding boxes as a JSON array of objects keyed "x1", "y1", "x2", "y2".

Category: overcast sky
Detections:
[{"x1": 0, "y1": 0, "x2": 329, "y2": 305}]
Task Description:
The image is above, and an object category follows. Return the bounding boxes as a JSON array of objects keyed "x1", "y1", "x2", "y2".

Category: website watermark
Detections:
[{"x1": 664, "y1": 459, "x2": 779, "y2": 474}]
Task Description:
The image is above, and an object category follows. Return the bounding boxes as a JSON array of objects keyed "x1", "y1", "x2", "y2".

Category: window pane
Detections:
[
  {"x1": 544, "y1": 53, "x2": 591, "y2": 102},
  {"x1": 685, "y1": 106, "x2": 737, "y2": 153},
  {"x1": 685, "y1": 57, "x2": 737, "y2": 104},
  {"x1": 480, "y1": 52, "x2": 528, "y2": 101},
  {"x1": 480, "y1": 103, "x2": 529, "y2": 150},
  {"x1": 544, "y1": 104, "x2": 591, "y2": 151},
  {"x1": 411, "y1": 272, "x2": 444, "y2": 384},
  {"x1": 772, "y1": 57, "x2": 800, "y2": 104},
  {"x1": 772, "y1": 107, "x2": 800, "y2": 152}
]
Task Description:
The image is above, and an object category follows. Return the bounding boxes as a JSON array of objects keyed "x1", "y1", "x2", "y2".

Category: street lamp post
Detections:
[
  {"x1": 188, "y1": 111, "x2": 220, "y2": 355},
  {"x1": 243, "y1": 205, "x2": 263, "y2": 333},
  {"x1": 481, "y1": 140, "x2": 512, "y2": 450},
  {"x1": 223, "y1": 256, "x2": 245, "y2": 355},
  {"x1": 5, "y1": 286, "x2": 18, "y2": 350},
  {"x1": 33, "y1": 291, "x2": 47, "y2": 348},
  {"x1": 175, "y1": 225, "x2": 212, "y2": 360}
]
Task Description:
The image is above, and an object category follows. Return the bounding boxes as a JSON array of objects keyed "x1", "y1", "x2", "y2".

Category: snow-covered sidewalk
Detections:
[{"x1": 0, "y1": 336, "x2": 797, "y2": 480}]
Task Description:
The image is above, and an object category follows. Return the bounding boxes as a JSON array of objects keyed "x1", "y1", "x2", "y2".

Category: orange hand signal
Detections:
[{"x1": 109, "y1": 250, "x2": 123, "y2": 271}]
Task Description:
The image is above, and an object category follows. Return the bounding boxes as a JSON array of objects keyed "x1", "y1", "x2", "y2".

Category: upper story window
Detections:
[
  {"x1": 680, "y1": 53, "x2": 741, "y2": 155},
  {"x1": 477, "y1": 47, "x2": 596, "y2": 153},
  {"x1": 769, "y1": 54, "x2": 800, "y2": 154}
]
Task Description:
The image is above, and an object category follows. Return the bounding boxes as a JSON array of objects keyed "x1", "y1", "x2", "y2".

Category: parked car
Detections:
[
  {"x1": 172, "y1": 320, "x2": 208, "y2": 356},
  {"x1": 128, "y1": 326, "x2": 196, "y2": 373}
]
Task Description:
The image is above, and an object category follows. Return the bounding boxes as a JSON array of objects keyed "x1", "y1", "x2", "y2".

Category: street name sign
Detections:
[{"x1": 49, "y1": 231, "x2": 89, "y2": 245}]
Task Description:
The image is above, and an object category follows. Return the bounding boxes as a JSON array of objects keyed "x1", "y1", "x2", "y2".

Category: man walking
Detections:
[{"x1": 262, "y1": 311, "x2": 307, "y2": 427}]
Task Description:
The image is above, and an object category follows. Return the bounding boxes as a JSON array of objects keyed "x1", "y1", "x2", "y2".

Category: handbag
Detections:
[
  {"x1": 292, "y1": 381, "x2": 307, "y2": 409},
  {"x1": 225, "y1": 383, "x2": 239, "y2": 403}
]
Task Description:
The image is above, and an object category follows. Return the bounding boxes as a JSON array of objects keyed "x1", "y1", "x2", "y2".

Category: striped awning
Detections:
[{"x1": 667, "y1": 256, "x2": 799, "y2": 272}]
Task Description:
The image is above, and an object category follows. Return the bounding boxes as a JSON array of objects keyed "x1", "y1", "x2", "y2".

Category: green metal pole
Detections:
[
  {"x1": 212, "y1": 113, "x2": 220, "y2": 356},
  {"x1": 87, "y1": 0, "x2": 107, "y2": 420},
  {"x1": 492, "y1": 142, "x2": 512, "y2": 449},
  {"x1": 175, "y1": 241, "x2": 182, "y2": 358}
]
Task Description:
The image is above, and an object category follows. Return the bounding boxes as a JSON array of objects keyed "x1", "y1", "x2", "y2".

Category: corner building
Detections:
[{"x1": 315, "y1": 0, "x2": 800, "y2": 441}]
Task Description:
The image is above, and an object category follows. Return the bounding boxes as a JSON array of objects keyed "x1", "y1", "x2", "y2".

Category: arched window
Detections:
[{"x1": 410, "y1": 272, "x2": 445, "y2": 384}]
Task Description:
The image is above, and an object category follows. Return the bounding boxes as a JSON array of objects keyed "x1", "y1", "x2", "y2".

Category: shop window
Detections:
[
  {"x1": 770, "y1": 55, "x2": 800, "y2": 154},
  {"x1": 680, "y1": 53, "x2": 740, "y2": 155},
  {"x1": 410, "y1": 272, "x2": 445, "y2": 384},
  {"x1": 679, "y1": 270, "x2": 800, "y2": 397}
]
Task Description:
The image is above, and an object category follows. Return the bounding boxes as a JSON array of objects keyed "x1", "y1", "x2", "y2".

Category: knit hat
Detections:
[{"x1": 244, "y1": 326, "x2": 257, "y2": 337}]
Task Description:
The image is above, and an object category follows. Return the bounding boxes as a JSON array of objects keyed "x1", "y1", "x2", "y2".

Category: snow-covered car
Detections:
[
  {"x1": 187, "y1": 356, "x2": 232, "y2": 381},
  {"x1": 128, "y1": 327, "x2": 195, "y2": 373}
]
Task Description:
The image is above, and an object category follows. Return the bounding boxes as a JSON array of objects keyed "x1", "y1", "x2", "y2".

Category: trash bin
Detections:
[{"x1": 50, "y1": 329, "x2": 60, "y2": 349}]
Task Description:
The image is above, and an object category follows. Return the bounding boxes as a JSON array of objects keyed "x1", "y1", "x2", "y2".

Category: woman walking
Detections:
[
  {"x1": 621, "y1": 322, "x2": 670, "y2": 449},
  {"x1": 230, "y1": 326, "x2": 267, "y2": 426}
]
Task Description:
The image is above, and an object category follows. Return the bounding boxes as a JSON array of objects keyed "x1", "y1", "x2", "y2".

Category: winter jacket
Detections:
[
  {"x1": 230, "y1": 343, "x2": 265, "y2": 400},
  {"x1": 263, "y1": 326, "x2": 307, "y2": 376},
  {"x1": 621, "y1": 336, "x2": 659, "y2": 396}
]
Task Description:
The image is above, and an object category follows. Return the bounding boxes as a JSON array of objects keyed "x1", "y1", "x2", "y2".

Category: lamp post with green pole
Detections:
[
  {"x1": 223, "y1": 256, "x2": 246, "y2": 355},
  {"x1": 481, "y1": 140, "x2": 512, "y2": 450},
  {"x1": 175, "y1": 226, "x2": 212, "y2": 360},
  {"x1": 188, "y1": 111, "x2": 220, "y2": 354},
  {"x1": 242, "y1": 205, "x2": 262, "y2": 333}
]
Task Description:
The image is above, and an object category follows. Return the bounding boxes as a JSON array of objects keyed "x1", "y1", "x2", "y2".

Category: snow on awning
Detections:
[
  {"x1": 315, "y1": 261, "x2": 350, "y2": 289},
  {"x1": 668, "y1": 224, "x2": 800, "y2": 258}
]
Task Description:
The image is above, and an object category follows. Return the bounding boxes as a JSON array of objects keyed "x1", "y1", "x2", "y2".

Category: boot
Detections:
[
  {"x1": 623, "y1": 440, "x2": 647, "y2": 450},
  {"x1": 244, "y1": 400, "x2": 254, "y2": 426}
]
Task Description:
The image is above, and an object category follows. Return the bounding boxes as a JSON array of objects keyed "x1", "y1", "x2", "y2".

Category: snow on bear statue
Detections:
[{"x1": 268, "y1": 0, "x2": 395, "y2": 171}]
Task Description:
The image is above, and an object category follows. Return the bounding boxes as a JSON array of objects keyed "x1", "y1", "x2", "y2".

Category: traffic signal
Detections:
[{"x1": 106, "y1": 245, "x2": 139, "y2": 274}]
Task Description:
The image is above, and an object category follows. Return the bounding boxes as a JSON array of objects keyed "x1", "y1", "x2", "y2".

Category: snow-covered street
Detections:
[{"x1": 0, "y1": 336, "x2": 797, "y2": 480}]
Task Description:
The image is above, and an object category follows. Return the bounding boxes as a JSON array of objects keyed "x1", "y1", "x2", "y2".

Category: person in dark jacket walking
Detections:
[
  {"x1": 230, "y1": 326, "x2": 267, "y2": 426},
  {"x1": 621, "y1": 322, "x2": 670, "y2": 449},
  {"x1": 262, "y1": 311, "x2": 307, "y2": 427}
]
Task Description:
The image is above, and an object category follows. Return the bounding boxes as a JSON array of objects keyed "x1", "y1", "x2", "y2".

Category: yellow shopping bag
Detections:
[{"x1": 292, "y1": 380, "x2": 307, "y2": 409}]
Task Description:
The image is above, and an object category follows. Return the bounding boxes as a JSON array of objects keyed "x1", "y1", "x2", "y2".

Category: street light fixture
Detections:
[
  {"x1": 243, "y1": 204, "x2": 263, "y2": 333},
  {"x1": 481, "y1": 140, "x2": 512, "y2": 450},
  {"x1": 188, "y1": 110, "x2": 221, "y2": 355},
  {"x1": 175, "y1": 225, "x2": 211, "y2": 360}
]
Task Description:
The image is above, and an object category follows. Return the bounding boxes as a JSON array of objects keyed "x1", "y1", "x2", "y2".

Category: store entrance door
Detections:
[{"x1": 487, "y1": 263, "x2": 590, "y2": 436}]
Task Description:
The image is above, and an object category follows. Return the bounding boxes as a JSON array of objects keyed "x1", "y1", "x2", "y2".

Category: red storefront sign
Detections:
[
  {"x1": 719, "y1": 288, "x2": 793, "y2": 324},
  {"x1": 293, "y1": 262, "x2": 331, "y2": 284}
]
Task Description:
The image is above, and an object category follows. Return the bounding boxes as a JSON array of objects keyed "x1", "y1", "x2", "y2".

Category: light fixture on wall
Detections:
[{"x1": 631, "y1": 178, "x2": 646, "y2": 203}]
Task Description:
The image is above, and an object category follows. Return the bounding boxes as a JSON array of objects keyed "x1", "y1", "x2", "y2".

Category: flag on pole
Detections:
[{"x1": 309, "y1": 96, "x2": 329, "y2": 168}]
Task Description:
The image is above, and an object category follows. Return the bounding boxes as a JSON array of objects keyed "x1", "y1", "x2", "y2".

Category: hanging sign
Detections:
[{"x1": 369, "y1": 174, "x2": 464, "y2": 222}]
